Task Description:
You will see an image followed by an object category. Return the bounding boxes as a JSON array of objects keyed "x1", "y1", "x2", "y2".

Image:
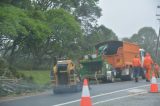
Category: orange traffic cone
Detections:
[
  {"x1": 150, "y1": 73, "x2": 158, "y2": 93},
  {"x1": 80, "y1": 79, "x2": 92, "y2": 106}
]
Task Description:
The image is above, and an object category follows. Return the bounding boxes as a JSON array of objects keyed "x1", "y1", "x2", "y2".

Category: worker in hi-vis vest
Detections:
[
  {"x1": 143, "y1": 53, "x2": 153, "y2": 82},
  {"x1": 132, "y1": 55, "x2": 141, "y2": 82}
]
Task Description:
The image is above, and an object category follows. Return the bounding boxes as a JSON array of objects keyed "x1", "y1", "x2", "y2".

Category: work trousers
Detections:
[
  {"x1": 155, "y1": 70, "x2": 159, "y2": 78},
  {"x1": 133, "y1": 67, "x2": 140, "y2": 78},
  {"x1": 145, "y1": 68, "x2": 151, "y2": 81}
]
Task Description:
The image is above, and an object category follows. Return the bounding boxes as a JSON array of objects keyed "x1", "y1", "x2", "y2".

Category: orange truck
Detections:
[{"x1": 95, "y1": 40, "x2": 145, "y2": 80}]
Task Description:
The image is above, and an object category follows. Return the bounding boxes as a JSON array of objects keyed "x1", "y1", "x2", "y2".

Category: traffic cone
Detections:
[
  {"x1": 80, "y1": 79, "x2": 92, "y2": 106},
  {"x1": 150, "y1": 73, "x2": 158, "y2": 93}
]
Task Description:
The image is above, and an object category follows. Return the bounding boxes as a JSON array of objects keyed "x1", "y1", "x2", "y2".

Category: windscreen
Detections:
[
  {"x1": 103, "y1": 41, "x2": 123, "y2": 55},
  {"x1": 57, "y1": 64, "x2": 68, "y2": 85},
  {"x1": 57, "y1": 64, "x2": 68, "y2": 72}
]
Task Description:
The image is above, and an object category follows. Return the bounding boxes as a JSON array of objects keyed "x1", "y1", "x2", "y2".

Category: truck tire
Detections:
[
  {"x1": 127, "y1": 70, "x2": 134, "y2": 80},
  {"x1": 110, "y1": 74, "x2": 115, "y2": 83},
  {"x1": 121, "y1": 68, "x2": 133, "y2": 81},
  {"x1": 121, "y1": 74, "x2": 133, "y2": 81},
  {"x1": 120, "y1": 75, "x2": 127, "y2": 81},
  {"x1": 111, "y1": 76, "x2": 115, "y2": 83},
  {"x1": 106, "y1": 71, "x2": 115, "y2": 83}
]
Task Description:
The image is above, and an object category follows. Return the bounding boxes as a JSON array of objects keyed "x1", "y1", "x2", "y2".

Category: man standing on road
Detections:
[
  {"x1": 143, "y1": 53, "x2": 153, "y2": 82},
  {"x1": 132, "y1": 55, "x2": 141, "y2": 82}
]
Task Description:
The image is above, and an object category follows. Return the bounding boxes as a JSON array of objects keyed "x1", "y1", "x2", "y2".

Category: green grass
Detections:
[{"x1": 18, "y1": 70, "x2": 50, "y2": 85}]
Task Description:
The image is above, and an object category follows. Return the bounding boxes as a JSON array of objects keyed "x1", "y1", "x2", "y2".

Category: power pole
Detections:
[
  {"x1": 156, "y1": 5, "x2": 160, "y2": 62},
  {"x1": 155, "y1": 22, "x2": 160, "y2": 58}
]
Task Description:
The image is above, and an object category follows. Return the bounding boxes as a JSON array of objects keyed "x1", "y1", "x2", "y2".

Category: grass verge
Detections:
[{"x1": 18, "y1": 70, "x2": 50, "y2": 85}]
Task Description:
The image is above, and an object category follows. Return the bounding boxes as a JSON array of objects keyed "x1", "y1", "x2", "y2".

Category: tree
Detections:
[
  {"x1": 0, "y1": 0, "x2": 32, "y2": 10},
  {"x1": 0, "y1": 3, "x2": 51, "y2": 66},
  {"x1": 81, "y1": 25, "x2": 118, "y2": 53},
  {"x1": 45, "y1": 9, "x2": 82, "y2": 58},
  {"x1": 0, "y1": 3, "x2": 29, "y2": 64},
  {"x1": 33, "y1": 0, "x2": 102, "y2": 35},
  {"x1": 130, "y1": 27, "x2": 157, "y2": 61},
  {"x1": 0, "y1": 1, "x2": 102, "y2": 69}
]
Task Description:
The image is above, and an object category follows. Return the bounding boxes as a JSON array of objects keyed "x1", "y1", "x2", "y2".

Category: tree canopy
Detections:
[{"x1": 0, "y1": 0, "x2": 118, "y2": 69}]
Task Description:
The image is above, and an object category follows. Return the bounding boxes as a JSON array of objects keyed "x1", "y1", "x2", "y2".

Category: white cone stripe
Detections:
[
  {"x1": 82, "y1": 86, "x2": 90, "y2": 97},
  {"x1": 151, "y1": 77, "x2": 157, "y2": 84}
]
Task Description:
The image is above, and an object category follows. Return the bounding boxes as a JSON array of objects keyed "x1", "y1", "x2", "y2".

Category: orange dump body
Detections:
[{"x1": 100, "y1": 41, "x2": 140, "y2": 69}]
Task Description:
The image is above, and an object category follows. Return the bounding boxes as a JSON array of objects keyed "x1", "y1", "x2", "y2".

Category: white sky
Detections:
[{"x1": 98, "y1": 0, "x2": 160, "y2": 39}]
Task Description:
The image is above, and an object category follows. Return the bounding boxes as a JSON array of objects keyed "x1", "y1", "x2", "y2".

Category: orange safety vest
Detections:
[
  {"x1": 132, "y1": 57, "x2": 141, "y2": 67},
  {"x1": 143, "y1": 56, "x2": 153, "y2": 69}
]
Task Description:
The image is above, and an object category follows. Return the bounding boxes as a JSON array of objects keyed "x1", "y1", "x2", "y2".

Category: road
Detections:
[{"x1": 0, "y1": 79, "x2": 160, "y2": 106}]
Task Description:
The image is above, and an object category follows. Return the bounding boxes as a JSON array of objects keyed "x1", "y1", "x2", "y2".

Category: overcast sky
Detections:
[{"x1": 98, "y1": 0, "x2": 160, "y2": 39}]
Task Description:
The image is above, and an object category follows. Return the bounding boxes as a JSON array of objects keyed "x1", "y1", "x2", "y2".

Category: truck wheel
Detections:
[
  {"x1": 121, "y1": 74, "x2": 132, "y2": 81},
  {"x1": 108, "y1": 75, "x2": 115, "y2": 83},
  {"x1": 111, "y1": 76, "x2": 115, "y2": 83},
  {"x1": 109, "y1": 74, "x2": 115, "y2": 83},
  {"x1": 121, "y1": 69, "x2": 133, "y2": 81},
  {"x1": 128, "y1": 71, "x2": 133, "y2": 80},
  {"x1": 120, "y1": 75, "x2": 126, "y2": 81},
  {"x1": 101, "y1": 76, "x2": 107, "y2": 83}
]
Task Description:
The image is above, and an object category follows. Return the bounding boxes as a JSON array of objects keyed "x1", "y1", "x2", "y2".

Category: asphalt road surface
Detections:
[{"x1": 1, "y1": 79, "x2": 160, "y2": 106}]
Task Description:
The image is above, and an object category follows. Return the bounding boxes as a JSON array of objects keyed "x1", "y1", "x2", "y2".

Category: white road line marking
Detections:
[
  {"x1": 93, "y1": 91, "x2": 147, "y2": 105},
  {"x1": 52, "y1": 83, "x2": 156, "y2": 106},
  {"x1": 128, "y1": 89, "x2": 147, "y2": 93},
  {"x1": 0, "y1": 92, "x2": 49, "y2": 103},
  {"x1": 53, "y1": 99, "x2": 80, "y2": 106},
  {"x1": 91, "y1": 84, "x2": 150, "y2": 98}
]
